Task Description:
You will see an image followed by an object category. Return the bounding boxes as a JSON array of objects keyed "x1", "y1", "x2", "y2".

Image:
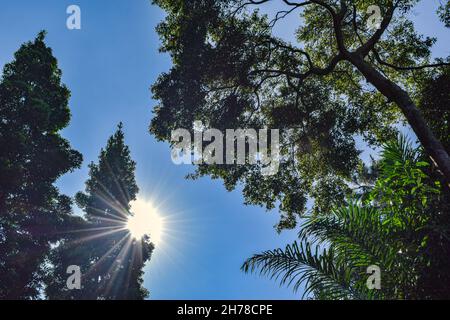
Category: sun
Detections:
[{"x1": 127, "y1": 199, "x2": 164, "y2": 245}]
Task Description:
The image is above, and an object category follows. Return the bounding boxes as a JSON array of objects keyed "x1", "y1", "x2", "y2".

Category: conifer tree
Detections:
[
  {"x1": 0, "y1": 32, "x2": 83, "y2": 299},
  {"x1": 46, "y1": 124, "x2": 153, "y2": 300}
]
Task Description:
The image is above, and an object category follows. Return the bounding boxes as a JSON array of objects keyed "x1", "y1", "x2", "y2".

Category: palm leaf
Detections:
[{"x1": 242, "y1": 240, "x2": 370, "y2": 299}]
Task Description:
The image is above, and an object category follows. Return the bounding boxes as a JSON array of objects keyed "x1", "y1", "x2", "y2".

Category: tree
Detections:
[
  {"x1": 242, "y1": 136, "x2": 450, "y2": 299},
  {"x1": 438, "y1": 0, "x2": 450, "y2": 27},
  {"x1": 418, "y1": 69, "x2": 450, "y2": 154},
  {"x1": 45, "y1": 124, "x2": 153, "y2": 300},
  {"x1": 150, "y1": 0, "x2": 450, "y2": 229},
  {"x1": 0, "y1": 32, "x2": 83, "y2": 299}
]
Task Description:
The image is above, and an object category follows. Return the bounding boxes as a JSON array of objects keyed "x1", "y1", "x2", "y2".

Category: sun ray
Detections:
[
  {"x1": 63, "y1": 226, "x2": 127, "y2": 249},
  {"x1": 84, "y1": 232, "x2": 131, "y2": 279},
  {"x1": 100, "y1": 236, "x2": 135, "y2": 297}
]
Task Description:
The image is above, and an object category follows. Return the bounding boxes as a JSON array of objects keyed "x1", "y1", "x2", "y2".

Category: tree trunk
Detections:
[{"x1": 349, "y1": 55, "x2": 450, "y2": 186}]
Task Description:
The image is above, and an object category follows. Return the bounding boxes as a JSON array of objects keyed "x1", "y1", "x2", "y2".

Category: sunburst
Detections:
[{"x1": 127, "y1": 199, "x2": 165, "y2": 245}]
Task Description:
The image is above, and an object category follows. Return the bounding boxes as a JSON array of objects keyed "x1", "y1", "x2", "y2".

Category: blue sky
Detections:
[{"x1": 0, "y1": 0, "x2": 448, "y2": 300}]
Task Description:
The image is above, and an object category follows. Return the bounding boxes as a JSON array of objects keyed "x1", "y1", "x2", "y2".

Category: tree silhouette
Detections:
[
  {"x1": 46, "y1": 124, "x2": 153, "y2": 300},
  {"x1": 150, "y1": 0, "x2": 450, "y2": 230},
  {"x1": 0, "y1": 32, "x2": 83, "y2": 299}
]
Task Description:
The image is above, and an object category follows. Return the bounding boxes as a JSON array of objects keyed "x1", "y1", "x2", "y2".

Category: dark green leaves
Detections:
[
  {"x1": 0, "y1": 33, "x2": 82, "y2": 299},
  {"x1": 243, "y1": 136, "x2": 450, "y2": 299}
]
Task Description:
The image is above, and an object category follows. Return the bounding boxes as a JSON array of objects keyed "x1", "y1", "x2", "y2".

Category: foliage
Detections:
[
  {"x1": 0, "y1": 32, "x2": 82, "y2": 299},
  {"x1": 150, "y1": 0, "x2": 450, "y2": 230},
  {"x1": 418, "y1": 69, "x2": 450, "y2": 153},
  {"x1": 243, "y1": 136, "x2": 450, "y2": 299},
  {"x1": 438, "y1": 0, "x2": 450, "y2": 27},
  {"x1": 45, "y1": 124, "x2": 153, "y2": 300}
]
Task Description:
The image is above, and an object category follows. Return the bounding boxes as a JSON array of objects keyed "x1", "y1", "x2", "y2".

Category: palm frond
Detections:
[
  {"x1": 242, "y1": 240, "x2": 366, "y2": 299},
  {"x1": 380, "y1": 135, "x2": 419, "y2": 174},
  {"x1": 299, "y1": 203, "x2": 398, "y2": 269}
]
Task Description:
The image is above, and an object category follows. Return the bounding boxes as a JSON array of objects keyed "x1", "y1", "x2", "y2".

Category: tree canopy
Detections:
[
  {"x1": 150, "y1": 0, "x2": 450, "y2": 230},
  {"x1": 1, "y1": 1, "x2": 449, "y2": 301},
  {"x1": 243, "y1": 136, "x2": 450, "y2": 299}
]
